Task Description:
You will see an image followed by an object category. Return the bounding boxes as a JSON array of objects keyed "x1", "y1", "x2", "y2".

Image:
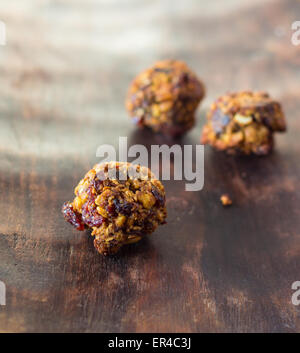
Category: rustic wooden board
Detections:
[{"x1": 0, "y1": 0, "x2": 300, "y2": 332}]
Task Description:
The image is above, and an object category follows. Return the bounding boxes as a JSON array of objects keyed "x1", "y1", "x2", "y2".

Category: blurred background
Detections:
[{"x1": 0, "y1": 0, "x2": 299, "y2": 161}]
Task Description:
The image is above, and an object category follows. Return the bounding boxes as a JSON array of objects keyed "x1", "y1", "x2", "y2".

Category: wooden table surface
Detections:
[{"x1": 0, "y1": 0, "x2": 300, "y2": 333}]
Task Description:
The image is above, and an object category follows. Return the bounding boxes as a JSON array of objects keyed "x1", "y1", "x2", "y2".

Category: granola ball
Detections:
[
  {"x1": 126, "y1": 60, "x2": 205, "y2": 137},
  {"x1": 62, "y1": 162, "x2": 167, "y2": 255},
  {"x1": 201, "y1": 91, "x2": 286, "y2": 155}
]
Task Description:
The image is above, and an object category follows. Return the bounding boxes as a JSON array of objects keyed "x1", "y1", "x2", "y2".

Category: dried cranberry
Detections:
[
  {"x1": 91, "y1": 176, "x2": 103, "y2": 192},
  {"x1": 81, "y1": 201, "x2": 104, "y2": 227},
  {"x1": 107, "y1": 203, "x2": 117, "y2": 216},
  {"x1": 62, "y1": 202, "x2": 85, "y2": 231},
  {"x1": 113, "y1": 198, "x2": 133, "y2": 215},
  {"x1": 85, "y1": 185, "x2": 96, "y2": 201}
]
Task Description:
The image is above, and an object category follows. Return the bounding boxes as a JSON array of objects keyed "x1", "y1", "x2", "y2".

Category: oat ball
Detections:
[
  {"x1": 201, "y1": 91, "x2": 286, "y2": 155},
  {"x1": 126, "y1": 60, "x2": 205, "y2": 137},
  {"x1": 62, "y1": 162, "x2": 167, "y2": 255}
]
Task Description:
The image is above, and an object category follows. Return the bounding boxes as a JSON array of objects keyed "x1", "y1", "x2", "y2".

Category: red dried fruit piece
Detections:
[
  {"x1": 62, "y1": 202, "x2": 85, "y2": 231},
  {"x1": 81, "y1": 201, "x2": 104, "y2": 228}
]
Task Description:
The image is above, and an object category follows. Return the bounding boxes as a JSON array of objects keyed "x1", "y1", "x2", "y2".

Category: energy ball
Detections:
[
  {"x1": 201, "y1": 91, "x2": 286, "y2": 155},
  {"x1": 126, "y1": 60, "x2": 205, "y2": 137},
  {"x1": 62, "y1": 162, "x2": 167, "y2": 256}
]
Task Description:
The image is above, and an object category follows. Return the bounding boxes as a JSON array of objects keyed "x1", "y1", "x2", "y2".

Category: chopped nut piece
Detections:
[
  {"x1": 233, "y1": 114, "x2": 253, "y2": 125},
  {"x1": 115, "y1": 215, "x2": 126, "y2": 228},
  {"x1": 220, "y1": 194, "x2": 233, "y2": 207},
  {"x1": 126, "y1": 60, "x2": 205, "y2": 137},
  {"x1": 96, "y1": 206, "x2": 108, "y2": 218},
  {"x1": 62, "y1": 162, "x2": 167, "y2": 256},
  {"x1": 137, "y1": 192, "x2": 156, "y2": 209}
]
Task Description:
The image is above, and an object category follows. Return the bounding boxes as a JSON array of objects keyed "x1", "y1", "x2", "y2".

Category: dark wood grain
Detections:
[{"x1": 0, "y1": 0, "x2": 300, "y2": 332}]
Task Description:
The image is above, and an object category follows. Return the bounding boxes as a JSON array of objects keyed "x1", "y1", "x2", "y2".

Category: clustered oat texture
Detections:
[
  {"x1": 126, "y1": 60, "x2": 205, "y2": 137},
  {"x1": 201, "y1": 91, "x2": 286, "y2": 155},
  {"x1": 62, "y1": 63, "x2": 288, "y2": 256},
  {"x1": 62, "y1": 162, "x2": 167, "y2": 255}
]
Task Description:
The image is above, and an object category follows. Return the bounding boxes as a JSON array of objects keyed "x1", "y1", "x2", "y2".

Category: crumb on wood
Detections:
[{"x1": 220, "y1": 194, "x2": 232, "y2": 206}]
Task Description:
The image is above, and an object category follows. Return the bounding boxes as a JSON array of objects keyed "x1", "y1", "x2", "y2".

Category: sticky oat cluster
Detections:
[
  {"x1": 126, "y1": 60, "x2": 205, "y2": 137},
  {"x1": 201, "y1": 91, "x2": 286, "y2": 155},
  {"x1": 62, "y1": 162, "x2": 167, "y2": 255}
]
